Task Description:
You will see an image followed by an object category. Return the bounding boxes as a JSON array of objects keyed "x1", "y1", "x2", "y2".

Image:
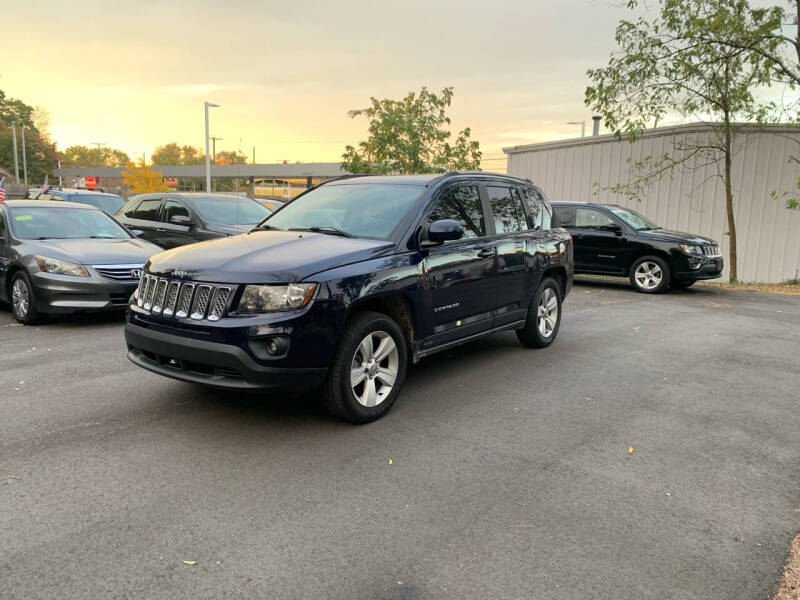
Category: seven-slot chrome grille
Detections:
[
  {"x1": 702, "y1": 245, "x2": 721, "y2": 257},
  {"x1": 136, "y1": 273, "x2": 233, "y2": 321}
]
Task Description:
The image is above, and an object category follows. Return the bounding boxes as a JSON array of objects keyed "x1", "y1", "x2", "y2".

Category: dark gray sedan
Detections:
[{"x1": 0, "y1": 200, "x2": 162, "y2": 324}]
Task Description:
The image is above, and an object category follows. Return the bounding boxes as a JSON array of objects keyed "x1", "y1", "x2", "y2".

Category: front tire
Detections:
[
  {"x1": 322, "y1": 311, "x2": 408, "y2": 423},
  {"x1": 516, "y1": 277, "x2": 562, "y2": 348},
  {"x1": 630, "y1": 256, "x2": 670, "y2": 293},
  {"x1": 10, "y1": 272, "x2": 42, "y2": 325}
]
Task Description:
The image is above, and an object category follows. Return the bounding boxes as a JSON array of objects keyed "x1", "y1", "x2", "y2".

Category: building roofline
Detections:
[{"x1": 502, "y1": 122, "x2": 800, "y2": 155}]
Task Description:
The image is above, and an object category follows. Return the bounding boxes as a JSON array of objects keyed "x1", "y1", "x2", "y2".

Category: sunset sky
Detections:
[{"x1": 3, "y1": 0, "x2": 653, "y2": 169}]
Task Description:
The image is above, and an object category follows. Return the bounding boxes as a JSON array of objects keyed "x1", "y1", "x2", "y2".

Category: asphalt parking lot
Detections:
[{"x1": 1, "y1": 281, "x2": 798, "y2": 600}]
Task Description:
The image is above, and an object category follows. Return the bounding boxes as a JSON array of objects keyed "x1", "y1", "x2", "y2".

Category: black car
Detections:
[
  {"x1": 26, "y1": 187, "x2": 126, "y2": 215},
  {"x1": 115, "y1": 193, "x2": 271, "y2": 250},
  {"x1": 0, "y1": 200, "x2": 162, "y2": 324},
  {"x1": 124, "y1": 173, "x2": 574, "y2": 422},
  {"x1": 551, "y1": 202, "x2": 723, "y2": 293}
]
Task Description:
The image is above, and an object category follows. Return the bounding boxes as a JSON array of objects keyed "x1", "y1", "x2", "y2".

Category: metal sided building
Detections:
[{"x1": 504, "y1": 123, "x2": 800, "y2": 283}]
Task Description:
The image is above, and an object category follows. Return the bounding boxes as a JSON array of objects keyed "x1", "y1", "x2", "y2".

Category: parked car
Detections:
[
  {"x1": 0, "y1": 200, "x2": 161, "y2": 324},
  {"x1": 259, "y1": 198, "x2": 285, "y2": 212},
  {"x1": 124, "y1": 173, "x2": 573, "y2": 422},
  {"x1": 26, "y1": 187, "x2": 125, "y2": 215},
  {"x1": 551, "y1": 201, "x2": 723, "y2": 292},
  {"x1": 115, "y1": 193, "x2": 271, "y2": 249}
]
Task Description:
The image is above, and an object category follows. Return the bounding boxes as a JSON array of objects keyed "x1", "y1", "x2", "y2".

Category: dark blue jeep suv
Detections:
[{"x1": 125, "y1": 173, "x2": 573, "y2": 422}]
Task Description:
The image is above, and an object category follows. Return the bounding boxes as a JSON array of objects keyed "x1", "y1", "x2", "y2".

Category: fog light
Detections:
[{"x1": 248, "y1": 335, "x2": 290, "y2": 360}]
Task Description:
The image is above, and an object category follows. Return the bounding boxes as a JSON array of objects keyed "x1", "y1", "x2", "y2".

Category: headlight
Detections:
[
  {"x1": 679, "y1": 244, "x2": 703, "y2": 256},
  {"x1": 237, "y1": 283, "x2": 317, "y2": 313},
  {"x1": 35, "y1": 256, "x2": 89, "y2": 277}
]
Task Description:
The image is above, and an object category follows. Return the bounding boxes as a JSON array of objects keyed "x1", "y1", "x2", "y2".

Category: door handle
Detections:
[
  {"x1": 477, "y1": 248, "x2": 496, "y2": 259},
  {"x1": 155, "y1": 228, "x2": 167, "y2": 232}
]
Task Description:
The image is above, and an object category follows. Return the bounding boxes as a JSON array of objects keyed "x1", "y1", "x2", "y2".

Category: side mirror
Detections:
[
  {"x1": 606, "y1": 222, "x2": 622, "y2": 234},
  {"x1": 131, "y1": 229, "x2": 145, "y2": 238},
  {"x1": 426, "y1": 219, "x2": 464, "y2": 244},
  {"x1": 170, "y1": 214, "x2": 193, "y2": 227}
]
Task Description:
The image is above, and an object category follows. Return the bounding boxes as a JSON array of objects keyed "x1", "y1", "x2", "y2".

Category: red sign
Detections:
[
  {"x1": 164, "y1": 177, "x2": 178, "y2": 189},
  {"x1": 85, "y1": 176, "x2": 97, "y2": 189}
]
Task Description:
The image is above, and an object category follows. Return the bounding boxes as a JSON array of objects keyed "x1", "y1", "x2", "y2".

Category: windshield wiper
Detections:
[
  {"x1": 638, "y1": 226, "x2": 660, "y2": 231},
  {"x1": 252, "y1": 224, "x2": 283, "y2": 231},
  {"x1": 34, "y1": 236, "x2": 66, "y2": 240},
  {"x1": 290, "y1": 226, "x2": 355, "y2": 238}
]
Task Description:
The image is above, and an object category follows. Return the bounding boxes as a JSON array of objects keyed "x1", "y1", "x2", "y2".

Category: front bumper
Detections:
[
  {"x1": 125, "y1": 322, "x2": 327, "y2": 391},
  {"x1": 673, "y1": 256, "x2": 724, "y2": 281},
  {"x1": 32, "y1": 272, "x2": 139, "y2": 313}
]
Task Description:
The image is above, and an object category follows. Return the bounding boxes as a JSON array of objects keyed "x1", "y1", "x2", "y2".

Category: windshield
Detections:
[
  {"x1": 262, "y1": 183, "x2": 424, "y2": 239},
  {"x1": 190, "y1": 196, "x2": 270, "y2": 225},
  {"x1": 68, "y1": 194, "x2": 125, "y2": 215},
  {"x1": 608, "y1": 206, "x2": 659, "y2": 230},
  {"x1": 8, "y1": 206, "x2": 131, "y2": 240}
]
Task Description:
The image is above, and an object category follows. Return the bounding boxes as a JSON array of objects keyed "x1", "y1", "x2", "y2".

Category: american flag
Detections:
[
  {"x1": 0, "y1": 176, "x2": 6, "y2": 202},
  {"x1": 34, "y1": 175, "x2": 50, "y2": 199}
]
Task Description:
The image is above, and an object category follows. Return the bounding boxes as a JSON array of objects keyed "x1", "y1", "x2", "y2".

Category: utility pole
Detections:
[
  {"x1": 204, "y1": 101, "x2": 220, "y2": 193},
  {"x1": 252, "y1": 146, "x2": 256, "y2": 165},
  {"x1": 210, "y1": 136, "x2": 222, "y2": 163},
  {"x1": 91, "y1": 142, "x2": 105, "y2": 166},
  {"x1": 11, "y1": 120, "x2": 20, "y2": 183},
  {"x1": 21, "y1": 125, "x2": 28, "y2": 187}
]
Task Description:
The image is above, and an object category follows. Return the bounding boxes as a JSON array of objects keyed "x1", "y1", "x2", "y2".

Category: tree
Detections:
[
  {"x1": 151, "y1": 142, "x2": 204, "y2": 165},
  {"x1": 62, "y1": 145, "x2": 130, "y2": 168},
  {"x1": 122, "y1": 159, "x2": 169, "y2": 194},
  {"x1": 0, "y1": 89, "x2": 58, "y2": 183},
  {"x1": 682, "y1": 0, "x2": 800, "y2": 209},
  {"x1": 341, "y1": 86, "x2": 481, "y2": 174},
  {"x1": 585, "y1": 0, "x2": 772, "y2": 282},
  {"x1": 214, "y1": 150, "x2": 247, "y2": 165}
]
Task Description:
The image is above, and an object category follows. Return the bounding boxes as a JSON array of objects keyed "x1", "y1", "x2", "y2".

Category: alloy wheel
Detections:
[
  {"x1": 350, "y1": 330, "x2": 399, "y2": 407},
  {"x1": 634, "y1": 261, "x2": 663, "y2": 290},
  {"x1": 11, "y1": 279, "x2": 29, "y2": 319},
  {"x1": 537, "y1": 287, "x2": 558, "y2": 337}
]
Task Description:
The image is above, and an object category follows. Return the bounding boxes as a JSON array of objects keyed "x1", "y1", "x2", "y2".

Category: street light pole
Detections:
[
  {"x1": 21, "y1": 125, "x2": 28, "y2": 187},
  {"x1": 204, "y1": 101, "x2": 220, "y2": 192},
  {"x1": 567, "y1": 121, "x2": 586, "y2": 138},
  {"x1": 11, "y1": 120, "x2": 19, "y2": 183}
]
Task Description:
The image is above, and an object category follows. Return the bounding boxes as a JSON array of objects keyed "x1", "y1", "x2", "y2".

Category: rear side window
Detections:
[
  {"x1": 487, "y1": 186, "x2": 528, "y2": 234},
  {"x1": 521, "y1": 187, "x2": 553, "y2": 230},
  {"x1": 428, "y1": 185, "x2": 485, "y2": 240},
  {"x1": 131, "y1": 198, "x2": 162, "y2": 221},
  {"x1": 553, "y1": 206, "x2": 575, "y2": 228},
  {"x1": 0, "y1": 210, "x2": 6, "y2": 237}
]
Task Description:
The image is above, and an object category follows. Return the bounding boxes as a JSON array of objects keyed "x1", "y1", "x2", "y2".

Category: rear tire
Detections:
[
  {"x1": 516, "y1": 277, "x2": 562, "y2": 348},
  {"x1": 630, "y1": 256, "x2": 670, "y2": 293},
  {"x1": 322, "y1": 311, "x2": 408, "y2": 423},
  {"x1": 10, "y1": 271, "x2": 42, "y2": 325}
]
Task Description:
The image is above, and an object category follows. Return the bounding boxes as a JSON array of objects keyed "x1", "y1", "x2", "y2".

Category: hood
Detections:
[
  {"x1": 146, "y1": 230, "x2": 395, "y2": 283},
  {"x1": 637, "y1": 228, "x2": 716, "y2": 245},
  {"x1": 205, "y1": 222, "x2": 253, "y2": 236},
  {"x1": 22, "y1": 237, "x2": 162, "y2": 265}
]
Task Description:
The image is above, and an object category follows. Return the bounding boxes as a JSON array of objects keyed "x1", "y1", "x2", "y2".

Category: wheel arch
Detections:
[
  {"x1": 344, "y1": 293, "x2": 416, "y2": 355},
  {"x1": 541, "y1": 266, "x2": 568, "y2": 298}
]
